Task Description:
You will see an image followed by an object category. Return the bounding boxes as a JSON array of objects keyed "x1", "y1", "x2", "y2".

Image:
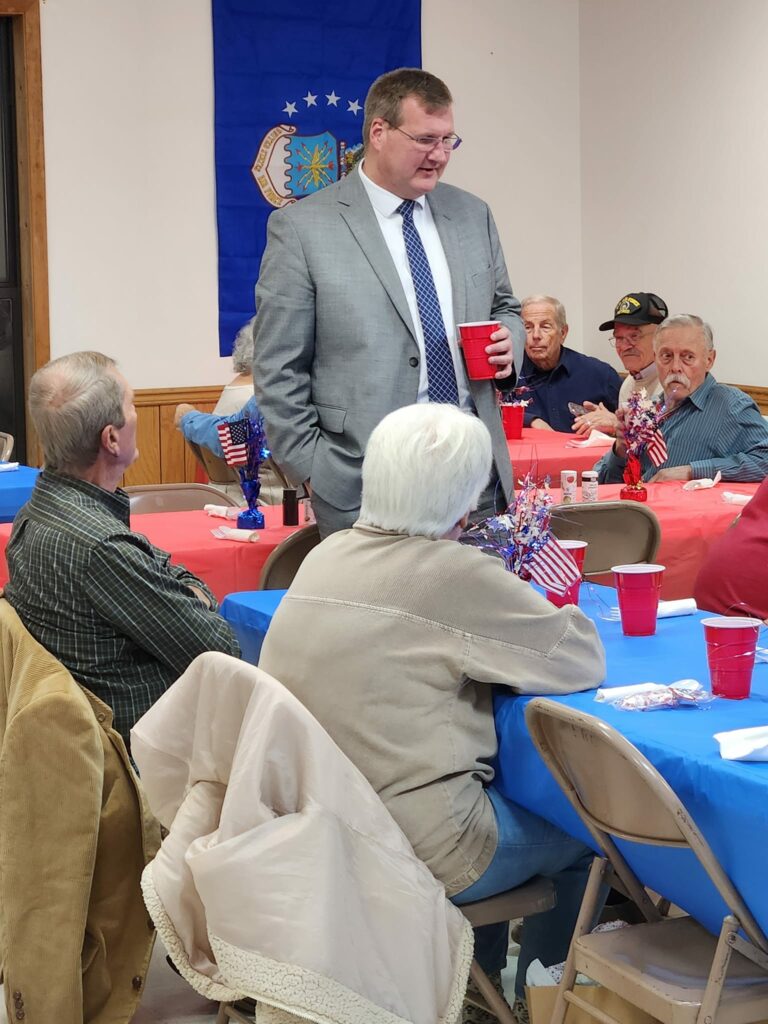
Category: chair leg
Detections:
[
  {"x1": 551, "y1": 857, "x2": 611, "y2": 1024},
  {"x1": 469, "y1": 961, "x2": 517, "y2": 1024},
  {"x1": 696, "y1": 915, "x2": 738, "y2": 1024}
]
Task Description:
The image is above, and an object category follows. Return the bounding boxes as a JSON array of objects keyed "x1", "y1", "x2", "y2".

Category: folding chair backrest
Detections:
[
  {"x1": 549, "y1": 501, "x2": 660, "y2": 576},
  {"x1": 125, "y1": 483, "x2": 241, "y2": 513},
  {"x1": 258, "y1": 524, "x2": 321, "y2": 589},
  {"x1": 185, "y1": 438, "x2": 241, "y2": 486},
  {"x1": 0, "y1": 431, "x2": 14, "y2": 462},
  {"x1": 526, "y1": 698, "x2": 768, "y2": 954}
]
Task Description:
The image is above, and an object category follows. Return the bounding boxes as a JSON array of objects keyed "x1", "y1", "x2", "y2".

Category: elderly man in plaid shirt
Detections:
[{"x1": 4, "y1": 351, "x2": 240, "y2": 744}]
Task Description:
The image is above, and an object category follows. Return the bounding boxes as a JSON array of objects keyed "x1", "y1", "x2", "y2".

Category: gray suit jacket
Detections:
[{"x1": 253, "y1": 168, "x2": 525, "y2": 511}]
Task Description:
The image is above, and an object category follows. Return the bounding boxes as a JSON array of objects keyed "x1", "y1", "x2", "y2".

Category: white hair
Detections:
[
  {"x1": 358, "y1": 404, "x2": 492, "y2": 539},
  {"x1": 232, "y1": 315, "x2": 256, "y2": 374},
  {"x1": 654, "y1": 314, "x2": 714, "y2": 351},
  {"x1": 29, "y1": 351, "x2": 125, "y2": 473},
  {"x1": 521, "y1": 294, "x2": 568, "y2": 330}
]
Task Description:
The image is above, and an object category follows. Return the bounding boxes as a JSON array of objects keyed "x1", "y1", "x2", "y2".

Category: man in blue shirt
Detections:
[
  {"x1": 597, "y1": 314, "x2": 768, "y2": 483},
  {"x1": 519, "y1": 295, "x2": 621, "y2": 432}
]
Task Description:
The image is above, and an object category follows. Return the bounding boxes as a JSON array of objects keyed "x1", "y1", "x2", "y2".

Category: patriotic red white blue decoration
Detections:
[
  {"x1": 462, "y1": 477, "x2": 581, "y2": 596},
  {"x1": 217, "y1": 419, "x2": 249, "y2": 468},
  {"x1": 620, "y1": 388, "x2": 668, "y2": 500},
  {"x1": 217, "y1": 415, "x2": 272, "y2": 530}
]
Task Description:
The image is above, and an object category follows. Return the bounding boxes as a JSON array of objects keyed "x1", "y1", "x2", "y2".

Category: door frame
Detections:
[{"x1": 2, "y1": 0, "x2": 48, "y2": 463}]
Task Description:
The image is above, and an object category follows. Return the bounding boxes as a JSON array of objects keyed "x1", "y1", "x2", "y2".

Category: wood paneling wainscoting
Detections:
[
  {"x1": 118, "y1": 382, "x2": 768, "y2": 487},
  {"x1": 122, "y1": 386, "x2": 224, "y2": 486}
]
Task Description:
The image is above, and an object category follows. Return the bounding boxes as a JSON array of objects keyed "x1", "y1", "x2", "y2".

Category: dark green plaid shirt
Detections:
[{"x1": 5, "y1": 471, "x2": 240, "y2": 742}]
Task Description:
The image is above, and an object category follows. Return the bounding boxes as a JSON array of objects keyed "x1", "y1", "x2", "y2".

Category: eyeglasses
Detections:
[
  {"x1": 389, "y1": 124, "x2": 462, "y2": 152},
  {"x1": 609, "y1": 326, "x2": 655, "y2": 348}
]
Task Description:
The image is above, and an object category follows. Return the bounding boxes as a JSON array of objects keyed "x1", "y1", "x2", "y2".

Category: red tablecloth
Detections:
[
  {"x1": 548, "y1": 482, "x2": 760, "y2": 600},
  {"x1": 0, "y1": 504, "x2": 301, "y2": 603},
  {"x1": 0, "y1": 483, "x2": 758, "y2": 604},
  {"x1": 507, "y1": 428, "x2": 612, "y2": 483}
]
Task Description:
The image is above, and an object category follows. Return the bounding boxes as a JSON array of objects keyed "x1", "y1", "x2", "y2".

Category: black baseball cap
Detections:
[{"x1": 599, "y1": 292, "x2": 668, "y2": 332}]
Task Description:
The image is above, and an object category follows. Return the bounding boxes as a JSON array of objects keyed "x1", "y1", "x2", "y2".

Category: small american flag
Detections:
[
  {"x1": 528, "y1": 536, "x2": 581, "y2": 595},
  {"x1": 646, "y1": 429, "x2": 668, "y2": 467},
  {"x1": 217, "y1": 419, "x2": 249, "y2": 467}
]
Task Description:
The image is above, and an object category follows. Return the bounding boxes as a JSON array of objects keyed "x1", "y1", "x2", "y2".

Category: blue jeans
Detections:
[{"x1": 452, "y1": 785, "x2": 594, "y2": 996}]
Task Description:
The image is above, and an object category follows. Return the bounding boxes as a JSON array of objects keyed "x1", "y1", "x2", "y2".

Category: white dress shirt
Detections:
[{"x1": 358, "y1": 162, "x2": 473, "y2": 410}]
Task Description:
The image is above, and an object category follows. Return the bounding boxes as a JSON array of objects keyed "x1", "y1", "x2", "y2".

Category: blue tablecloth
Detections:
[
  {"x1": 0, "y1": 466, "x2": 39, "y2": 523},
  {"x1": 220, "y1": 589, "x2": 287, "y2": 664},
  {"x1": 494, "y1": 585, "x2": 768, "y2": 939}
]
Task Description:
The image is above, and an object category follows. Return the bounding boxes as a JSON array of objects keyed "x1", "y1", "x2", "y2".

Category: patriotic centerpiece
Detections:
[
  {"x1": 620, "y1": 389, "x2": 668, "y2": 502},
  {"x1": 462, "y1": 476, "x2": 581, "y2": 596},
  {"x1": 216, "y1": 415, "x2": 270, "y2": 529}
]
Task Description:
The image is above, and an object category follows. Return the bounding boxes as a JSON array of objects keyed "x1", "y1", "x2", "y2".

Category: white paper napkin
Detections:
[
  {"x1": 714, "y1": 726, "x2": 768, "y2": 762},
  {"x1": 204, "y1": 503, "x2": 240, "y2": 519},
  {"x1": 595, "y1": 682, "x2": 668, "y2": 704},
  {"x1": 607, "y1": 598, "x2": 697, "y2": 620},
  {"x1": 682, "y1": 471, "x2": 722, "y2": 490},
  {"x1": 211, "y1": 526, "x2": 260, "y2": 543},
  {"x1": 565, "y1": 430, "x2": 614, "y2": 448},
  {"x1": 722, "y1": 492, "x2": 753, "y2": 506},
  {"x1": 0, "y1": 462, "x2": 19, "y2": 473},
  {"x1": 658, "y1": 598, "x2": 698, "y2": 618}
]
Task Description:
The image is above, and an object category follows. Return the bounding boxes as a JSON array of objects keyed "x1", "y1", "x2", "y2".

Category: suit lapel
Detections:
[
  {"x1": 336, "y1": 172, "x2": 417, "y2": 341},
  {"x1": 428, "y1": 189, "x2": 467, "y2": 327}
]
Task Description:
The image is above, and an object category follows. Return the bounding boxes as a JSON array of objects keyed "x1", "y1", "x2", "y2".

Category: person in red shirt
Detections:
[{"x1": 694, "y1": 477, "x2": 768, "y2": 619}]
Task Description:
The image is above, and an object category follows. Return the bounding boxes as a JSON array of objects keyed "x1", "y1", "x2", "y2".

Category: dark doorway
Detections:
[{"x1": 0, "y1": 16, "x2": 24, "y2": 463}]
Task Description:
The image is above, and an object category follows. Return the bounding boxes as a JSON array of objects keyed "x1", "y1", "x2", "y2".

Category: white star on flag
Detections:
[
  {"x1": 326, "y1": 90, "x2": 340, "y2": 106},
  {"x1": 303, "y1": 91, "x2": 317, "y2": 107},
  {"x1": 347, "y1": 99, "x2": 361, "y2": 115},
  {"x1": 282, "y1": 101, "x2": 297, "y2": 118}
]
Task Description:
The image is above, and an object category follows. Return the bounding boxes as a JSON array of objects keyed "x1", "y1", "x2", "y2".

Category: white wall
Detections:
[
  {"x1": 38, "y1": 1, "x2": 768, "y2": 389},
  {"x1": 39, "y1": 0, "x2": 583, "y2": 388},
  {"x1": 580, "y1": 0, "x2": 768, "y2": 383},
  {"x1": 40, "y1": 0, "x2": 229, "y2": 388},
  {"x1": 424, "y1": 0, "x2": 583, "y2": 338}
]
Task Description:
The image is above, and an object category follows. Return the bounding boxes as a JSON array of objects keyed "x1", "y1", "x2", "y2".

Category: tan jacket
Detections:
[
  {"x1": 259, "y1": 525, "x2": 605, "y2": 897},
  {"x1": 0, "y1": 600, "x2": 161, "y2": 1024},
  {"x1": 132, "y1": 652, "x2": 473, "y2": 1024}
]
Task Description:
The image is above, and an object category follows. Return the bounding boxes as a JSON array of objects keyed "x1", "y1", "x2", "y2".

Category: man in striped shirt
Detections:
[
  {"x1": 4, "y1": 351, "x2": 240, "y2": 744},
  {"x1": 596, "y1": 314, "x2": 768, "y2": 483}
]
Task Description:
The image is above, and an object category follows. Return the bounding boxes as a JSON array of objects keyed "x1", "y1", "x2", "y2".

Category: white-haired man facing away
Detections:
[
  {"x1": 4, "y1": 351, "x2": 239, "y2": 745},
  {"x1": 259, "y1": 402, "x2": 605, "y2": 1024}
]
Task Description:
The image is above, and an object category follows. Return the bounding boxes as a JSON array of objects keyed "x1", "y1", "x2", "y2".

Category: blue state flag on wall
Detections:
[{"x1": 212, "y1": 0, "x2": 422, "y2": 355}]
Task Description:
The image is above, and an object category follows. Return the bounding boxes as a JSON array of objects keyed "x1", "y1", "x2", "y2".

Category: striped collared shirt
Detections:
[
  {"x1": 596, "y1": 374, "x2": 768, "y2": 483},
  {"x1": 5, "y1": 471, "x2": 240, "y2": 742}
]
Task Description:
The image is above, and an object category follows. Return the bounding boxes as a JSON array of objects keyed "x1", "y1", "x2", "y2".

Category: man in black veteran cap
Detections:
[{"x1": 572, "y1": 291, "x2": 668, "y2": 436}]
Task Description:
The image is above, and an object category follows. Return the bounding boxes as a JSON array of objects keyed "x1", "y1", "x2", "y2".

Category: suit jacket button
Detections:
[
  {"x1": 132, "y1": 976, "x2": 143, "y2": 990},
  {"x1": 409, "y1": 356, "x2": 418, "y2": 367}
]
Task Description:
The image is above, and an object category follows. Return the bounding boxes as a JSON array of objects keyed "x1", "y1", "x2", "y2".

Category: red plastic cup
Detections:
[
  {"x1": 501, "y1": 404, "x2": 524, "y2": 440},
  {"x1": 701, "y1": 616, "x2": 761, "y2": 699},
  {"x1": 546, "y1": 540, "x2": 588, "y2": 608},
  {"x1": 611, "y1": 563, "x2": 665, "y2": 636},
  {"x1": 458, "y1": 321, "x2": 500, "y2": 380}
]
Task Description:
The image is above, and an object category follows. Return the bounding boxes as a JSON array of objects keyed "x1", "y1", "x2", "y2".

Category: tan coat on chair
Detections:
[{"x1": 0, "y1": 600, "x2": 161, "y2": 1024}]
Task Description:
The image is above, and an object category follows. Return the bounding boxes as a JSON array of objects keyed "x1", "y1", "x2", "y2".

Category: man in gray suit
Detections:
[{"x1": 253, "y1": 68, "x2": 525, "y2": 536}]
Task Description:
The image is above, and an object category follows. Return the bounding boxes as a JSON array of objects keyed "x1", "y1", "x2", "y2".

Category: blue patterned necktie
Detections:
[{"x1": 397, "y1": 199, "x2": 460, "y2": 405}]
